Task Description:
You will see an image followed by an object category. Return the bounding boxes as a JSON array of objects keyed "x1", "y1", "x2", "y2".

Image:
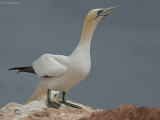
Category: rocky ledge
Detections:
[{"x1": 0, "y1": 98, "x2": 160, "y2": 120}]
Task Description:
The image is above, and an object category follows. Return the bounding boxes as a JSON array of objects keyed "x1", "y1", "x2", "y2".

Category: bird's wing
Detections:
[{"x1": 33, "y1": 54, "x2": 68, "y2": 77}]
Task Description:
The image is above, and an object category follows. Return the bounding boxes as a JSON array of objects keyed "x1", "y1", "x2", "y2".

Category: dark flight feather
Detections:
[{"x1": 9, "y1": 66, "x2": 36, "y2": 74}]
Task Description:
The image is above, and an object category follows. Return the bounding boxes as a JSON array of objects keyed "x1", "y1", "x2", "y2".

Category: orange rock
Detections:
[{"x1": 80, "y1": 105, "x2": 160, "y2": 120}]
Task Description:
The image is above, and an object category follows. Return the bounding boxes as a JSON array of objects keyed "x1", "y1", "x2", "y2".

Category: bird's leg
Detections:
[
  {"x1": 46, "y1": 89, "x2": 61, "y2": 109},
  {"x1": 60, "y1": 91, "x2": 81, "y2": 109}
]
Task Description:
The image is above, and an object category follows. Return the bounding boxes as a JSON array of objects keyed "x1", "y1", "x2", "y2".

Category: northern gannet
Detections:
[{"x1": 9, "y1": 6, "x2": 119, "y2": 109}]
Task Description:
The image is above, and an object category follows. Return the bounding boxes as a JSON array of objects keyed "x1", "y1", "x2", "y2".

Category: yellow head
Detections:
[
  {"x1": 80, "y1": 6, "x2": 120, "y2": 42},
  {"x1": 85, "y1": 6, "x2": 120, "y2": 25}
]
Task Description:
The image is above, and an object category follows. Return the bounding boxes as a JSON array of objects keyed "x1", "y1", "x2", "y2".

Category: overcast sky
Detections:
[{"x1": 0, "y1": 0, "x2": 160, "y2": 109}]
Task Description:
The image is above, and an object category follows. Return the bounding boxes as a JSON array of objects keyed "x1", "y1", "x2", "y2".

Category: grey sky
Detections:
[{"x1": 0, "y1": 0, "x2": 160, "y2": 109}]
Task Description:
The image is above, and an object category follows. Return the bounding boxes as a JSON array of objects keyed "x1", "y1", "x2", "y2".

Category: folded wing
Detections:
[{"x1": 33, "y1": 54, "x2": 67, "y2": 77}]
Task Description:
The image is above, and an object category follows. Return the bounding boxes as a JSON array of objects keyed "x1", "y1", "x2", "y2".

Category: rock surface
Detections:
[
  {"x1": 0, "y1": 98, "x2": 93, "y2": 120},
  {"x1": 1, "y1": 98, "x2": 160, "y2": 120},
  {"x1": 81, "y1": 105, "x2": 160, "y2": 120}
]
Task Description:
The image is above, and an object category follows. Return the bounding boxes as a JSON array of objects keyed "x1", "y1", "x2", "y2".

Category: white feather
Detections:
[{"x1": 33, "y1": 54, "x2": 68, "y2": 77}]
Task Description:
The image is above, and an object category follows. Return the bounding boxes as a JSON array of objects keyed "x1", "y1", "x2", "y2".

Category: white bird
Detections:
[{"x1": 9, "y1": 6, "x2": 119, "y2": 109}]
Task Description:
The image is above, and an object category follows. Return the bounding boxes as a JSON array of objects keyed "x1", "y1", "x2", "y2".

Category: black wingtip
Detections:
[
  {"x1": 8, "y1": 68, "x2": 13, "y2": 71},
  {"x1": 8, "y1": 66, "x2": 36, "y2": 74},
  {"x1": 8, "y1": 68, "x2": 15, "y2": 71},
  {"x1": 8, "y1": 67, "x2": 19, "y2": 71}
]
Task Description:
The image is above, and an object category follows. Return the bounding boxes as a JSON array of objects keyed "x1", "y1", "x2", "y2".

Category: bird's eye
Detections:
[{"x1": 97, "y1": 10, "x2": 103, "y2": 15}]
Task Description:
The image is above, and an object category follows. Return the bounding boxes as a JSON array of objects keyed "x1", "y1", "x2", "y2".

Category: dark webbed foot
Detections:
[
  {"x1": 60, "y1": 91, "x2": 81, "y2": 109},
  {"x1": 46, "y1": 89, "x2": 61, "y2": 109},
  {"x1": 47, "y1": 99, "x2": 61, "y2": 109},
  {"x1": 60, "y1": 101, "x2": 81, "y2": 109}
]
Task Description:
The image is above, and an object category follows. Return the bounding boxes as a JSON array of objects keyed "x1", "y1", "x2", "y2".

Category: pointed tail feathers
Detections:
[{"x1": 9, "y1": 66, "x2": 36, "y2": 74}]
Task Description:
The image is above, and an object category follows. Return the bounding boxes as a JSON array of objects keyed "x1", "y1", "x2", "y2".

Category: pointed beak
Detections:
[{"x1": 99, "y1": 6, "x2": 120, "y2": 16}]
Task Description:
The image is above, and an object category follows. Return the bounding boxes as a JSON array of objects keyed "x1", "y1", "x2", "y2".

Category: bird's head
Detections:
[
  {"x1": 81, "y1": 6, "x2": 120, "y2": 41},
  {"x1": 85, "y1": 6, "x2": 120, "y2": 24}
]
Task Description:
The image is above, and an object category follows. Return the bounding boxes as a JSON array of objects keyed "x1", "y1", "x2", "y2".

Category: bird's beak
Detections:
[{"x1": 99, "y1": 6, "x2": 120, "y2": 17}]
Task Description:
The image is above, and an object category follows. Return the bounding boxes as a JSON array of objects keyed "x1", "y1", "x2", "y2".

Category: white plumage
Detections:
[
  {"x1": 9, "y1": 6, "x2": 119, "y2": 105},
  {"x1": 33, "y1": 54, "x2": 67, "y2": 77}
]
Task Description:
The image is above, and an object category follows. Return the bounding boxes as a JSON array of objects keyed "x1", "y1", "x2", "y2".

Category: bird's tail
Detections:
[{"x1": 9, "y1": 66, "x2": 36, "y2": 74}]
